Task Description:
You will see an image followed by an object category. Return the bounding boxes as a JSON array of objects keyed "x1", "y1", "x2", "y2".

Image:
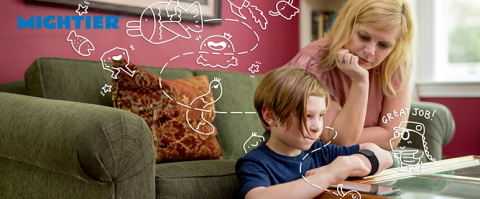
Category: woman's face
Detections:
[{"x1": 344, "y1": 23, "x2": 401, "y2": 70}]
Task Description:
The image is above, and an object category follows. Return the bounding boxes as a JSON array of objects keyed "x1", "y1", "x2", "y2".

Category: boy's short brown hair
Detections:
[{"x1": 254, "y1": 66, "x2": 330, "y2": 135}]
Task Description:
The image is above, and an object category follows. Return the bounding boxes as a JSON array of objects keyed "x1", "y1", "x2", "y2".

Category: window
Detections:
[{"x1": 436, "y1": 0, "x2": 480, "y2": 81}]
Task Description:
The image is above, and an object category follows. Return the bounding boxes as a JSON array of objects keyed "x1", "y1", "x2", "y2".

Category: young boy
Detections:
[{"x1": 235, "y1": 66, "x2": 393, "y2": 199}]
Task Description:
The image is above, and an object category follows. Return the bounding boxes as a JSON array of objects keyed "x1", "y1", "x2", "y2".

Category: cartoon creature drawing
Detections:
[
  {"x1": 66, "y1": 30, "x2": 94, "y2": 56},
  {"x1": 100, "y1": 47, "x2": 135, "y2": 79},
  {"x1": 186, "y1": 77, "x2": 223, "y2": 135},
  {"x1": 389, "y1": 121, "x2": 436, "y2": 173},
  {"x1": 243, "y1": 132, "x2": 265, "y2": 153},
  {"x1": 269, "y1": 0, "x2": 299, "y2": 20},
  {"x1": 332, "y1": 184, "x2": 362, "y2": 199},
  {"x1": 196, "y1": 33, "x2": 238, "y2": 68},
  {"x1": 226, "y1": 0, "x2": 268, "y2": 29},
  {"x1": 126, "y1": 0, "x2": 203, "y2": 44}
]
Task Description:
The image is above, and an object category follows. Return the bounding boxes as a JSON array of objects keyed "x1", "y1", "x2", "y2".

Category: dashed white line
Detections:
[
  {"x1": 241, "y1": 21, "x2": 252, "y2": 30},
  {"x1": 194, "y1": 108, "x2": 211, "y2": 112},
  {"x1": 176, "y1": 102, "x2": 191, "y2": 109},
  {"x1": 170, "y1": 55, "x2": 180, "y2": 61}
]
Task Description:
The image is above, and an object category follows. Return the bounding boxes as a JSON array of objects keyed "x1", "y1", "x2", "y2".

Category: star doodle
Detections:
[
  {"x1": 76, "y1": 4, "x2": 88, "y2": 16},
  {"x1": 102, "y1": 84, "x2": 112, "y2": 93},
  {"x1": 248, "y1": 64, "x2": 260, "y2": 74}
]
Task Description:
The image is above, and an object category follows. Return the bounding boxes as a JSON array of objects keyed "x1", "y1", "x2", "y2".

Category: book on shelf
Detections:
[{"x1": 312, "y1": 11, "x2": 337, "y2": 41}]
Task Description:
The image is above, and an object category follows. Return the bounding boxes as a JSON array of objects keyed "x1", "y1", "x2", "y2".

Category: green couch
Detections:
[{"x1": 0, "y1": 57, "x2": 455, "y2": 198}]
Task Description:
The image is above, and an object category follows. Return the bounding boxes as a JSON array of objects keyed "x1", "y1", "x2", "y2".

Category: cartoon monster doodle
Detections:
[
  {"x1": 186, "y1": 77, "x2": 223, "y2": 135},
  {"x1": 389, "y1": 121, "x2": 436, "y2": 173},
  {"x1": 269, "y1": 0, "x2": 300, "y2": 20},
  {"x1": 100, "y1": 47, "x2": 135, "y2": 79},
  {"x1": 196, "y1": 33, "x2": 239, "y2": 68},
  {"x1": 243, "y1": 132, "x2": 265, "y2": 153},
  {"x1": 126, "y1": 0, "x2": 203, "y2": 44}
]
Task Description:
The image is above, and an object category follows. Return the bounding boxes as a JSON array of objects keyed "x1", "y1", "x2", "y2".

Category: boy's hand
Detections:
[{"x1": 305, "y1": 156, "x2": 370, "y2": 185}]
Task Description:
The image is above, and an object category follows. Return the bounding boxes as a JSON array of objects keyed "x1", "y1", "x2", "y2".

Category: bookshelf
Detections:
[{"x1": 299, "y1": 0, "x2": 347, "y2": 48}]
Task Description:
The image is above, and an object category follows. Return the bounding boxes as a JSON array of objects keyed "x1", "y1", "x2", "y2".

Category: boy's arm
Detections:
[
  {"x1": 349, "y1": 143, "x2": 393, "y2": 176},
  {"x1": 245, "y1": 156, "x2": 370, "y2": 199}
]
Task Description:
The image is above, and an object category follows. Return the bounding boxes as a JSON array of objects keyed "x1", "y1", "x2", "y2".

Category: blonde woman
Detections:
[{"x1": 285, "y1": 0, "x2": 416, "y2": 151}]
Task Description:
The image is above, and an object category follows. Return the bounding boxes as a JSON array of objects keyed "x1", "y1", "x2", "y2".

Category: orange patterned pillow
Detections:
[{"x1": 111, "y1": 58, "x2": 222, "y2": 163}]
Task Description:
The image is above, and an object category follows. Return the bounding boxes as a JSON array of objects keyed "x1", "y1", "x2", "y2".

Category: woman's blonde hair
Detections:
[
  {"x1": 254, "y1": 66, "x2": 330, "y2": 136},
  {"x1": 321, "y1": 0, "x2": 417, "y2": 97}
]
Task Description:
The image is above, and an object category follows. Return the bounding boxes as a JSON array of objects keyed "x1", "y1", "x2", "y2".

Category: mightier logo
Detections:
[{"x1": 18, "y1": 16, "x2": 119, "y2": 29}]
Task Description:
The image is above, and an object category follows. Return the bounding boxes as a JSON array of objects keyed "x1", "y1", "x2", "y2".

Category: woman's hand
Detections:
[{"x1": 336, "y1": 49, "x2": 369, "y2": 83}]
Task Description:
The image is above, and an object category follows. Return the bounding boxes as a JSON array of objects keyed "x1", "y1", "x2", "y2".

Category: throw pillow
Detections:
[{"x1": 111, "y1": 58, "x2": 222, "y2": 163}]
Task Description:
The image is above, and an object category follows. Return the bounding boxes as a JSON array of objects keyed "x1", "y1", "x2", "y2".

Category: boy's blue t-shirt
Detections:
[{"x1": 235, "y1": 140, "x2": 360, "y2": 198}]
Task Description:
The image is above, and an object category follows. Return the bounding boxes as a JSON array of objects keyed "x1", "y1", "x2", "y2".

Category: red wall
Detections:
[
  {"x1": 420, "y1": 98, "x2": 480, "y2": 158},
  {"x1": 0, "y1": 0, "x2": 299, "y2": 83}
]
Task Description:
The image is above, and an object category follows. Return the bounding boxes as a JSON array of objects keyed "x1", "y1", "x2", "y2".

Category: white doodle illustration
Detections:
[
  {"x1": 100, "y1": 47, "x2": 135, "y2": 79},
  {"x1": 196, "y1": 33, "x2": 239, "y2": 68},
  {"x1": 390, "y1": 121, "x2": 436, "y2": 173},
  {"x1": 129, "y1": 44, "x2": 135, "y2": 50},
  {"x1": 100, "y1": 84, "x2": 112, "y2": 96},
  {"x1": 299, "y1": 126, "x2": 338, "y2": 190},
  {"x1": 331, "y1": 184, "x2": 362, "y2": 199},
  {"x1": 269, "y1": 0, "x2": 299, "y2": 20},
  {"x1": 226, "y1": 0, "x2": 268, "y2": 30},
  {"x1": 102, "y1": 84, "x2": 112, "y2": 93},
  {"x1": 125, "y1": 0, "x2": 203, "y2": 44},
  {"x1": 183, "y1": 77, "x2": 223, "y2": 135},
  {"x1": 243, "y1": 132, "x2": 265, "y2": 153},
  {"x1": 66, "y1": 30, "x2": 94, "y2": 56},
  {"x1": 248, "y1": 61, "x2": 261, "y2": 74},
  {"x1": 76, "y1": 4, "x2": 88, "y2": 16}
]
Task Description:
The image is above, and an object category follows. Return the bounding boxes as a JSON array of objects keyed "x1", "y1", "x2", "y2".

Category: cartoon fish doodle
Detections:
[
  {"x1": 269, "y1": 0, "x2": 300, "y2": 20},
  {"x1": 390, "y1": 121, "x2": 436, "y2": 173},
  {"x1": 196, "y1": 33, "x2": 238, "y2": 68},
  {"x1": 66, "y1": 30, "x2": 94, "y2": 56},
  {"x1": 186, "y1": 77, "x2": 223, "y2": 135},
  {"x1": 243, "y1": 132, "x2": 265, "y2": 153},
  {"x1": 126, "y1": 0, "x2": 203, "y2": 44}
]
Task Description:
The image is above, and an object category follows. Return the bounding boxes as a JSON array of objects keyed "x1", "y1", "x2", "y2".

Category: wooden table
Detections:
[{"x1": 315, "y1": 155, "x2": 480, "y2": 199}]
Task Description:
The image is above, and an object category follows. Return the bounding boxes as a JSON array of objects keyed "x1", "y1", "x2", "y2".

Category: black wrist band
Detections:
[{"x1": 355, "y1": 149, "x2": 379, "y2": 176}]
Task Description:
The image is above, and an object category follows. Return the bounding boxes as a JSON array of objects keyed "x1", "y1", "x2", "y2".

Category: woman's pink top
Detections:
[{"x1": 285, "y1": 37, "x2": 386, "y2": 127}]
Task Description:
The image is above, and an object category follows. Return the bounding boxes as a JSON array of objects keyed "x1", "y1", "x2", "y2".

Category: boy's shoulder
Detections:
[{"x1": 238, "y1": 144, "x2": 270, "y2": 162}]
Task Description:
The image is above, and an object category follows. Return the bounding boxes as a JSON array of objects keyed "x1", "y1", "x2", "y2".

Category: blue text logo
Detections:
[{"x1": 18, "y1": 16, "x2": 119, "y2": 29}]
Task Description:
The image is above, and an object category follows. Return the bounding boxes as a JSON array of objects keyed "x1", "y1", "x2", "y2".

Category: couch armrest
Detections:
[
  {"x1": 0, "y1": 92, "x2": 155, "y2": 197},
  {"x1": 405, "y1": 101, "x2": 456, "y2": 161}
]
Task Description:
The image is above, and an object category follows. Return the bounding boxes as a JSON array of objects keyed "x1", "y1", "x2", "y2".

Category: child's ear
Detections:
[{"x1": 262, "y1": 107, "x2": 277, "y2": 127}]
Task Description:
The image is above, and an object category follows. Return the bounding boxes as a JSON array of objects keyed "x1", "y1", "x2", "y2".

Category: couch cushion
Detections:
[
  {"x1": 0, "y1": 80, "x2": 28, "y2": 95},
  {"x1": 155, "y1": 159, "x2": 240, "y2": 199},
  {"x1": 24, "y1": 57, "x2": 193, "y2": 107},
  {"x1": 112, "y1": 58, "x2": 222, "y2": 163},
  {"x1": 194, "y1": 70, "x2": 265, "y2": 160}
]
